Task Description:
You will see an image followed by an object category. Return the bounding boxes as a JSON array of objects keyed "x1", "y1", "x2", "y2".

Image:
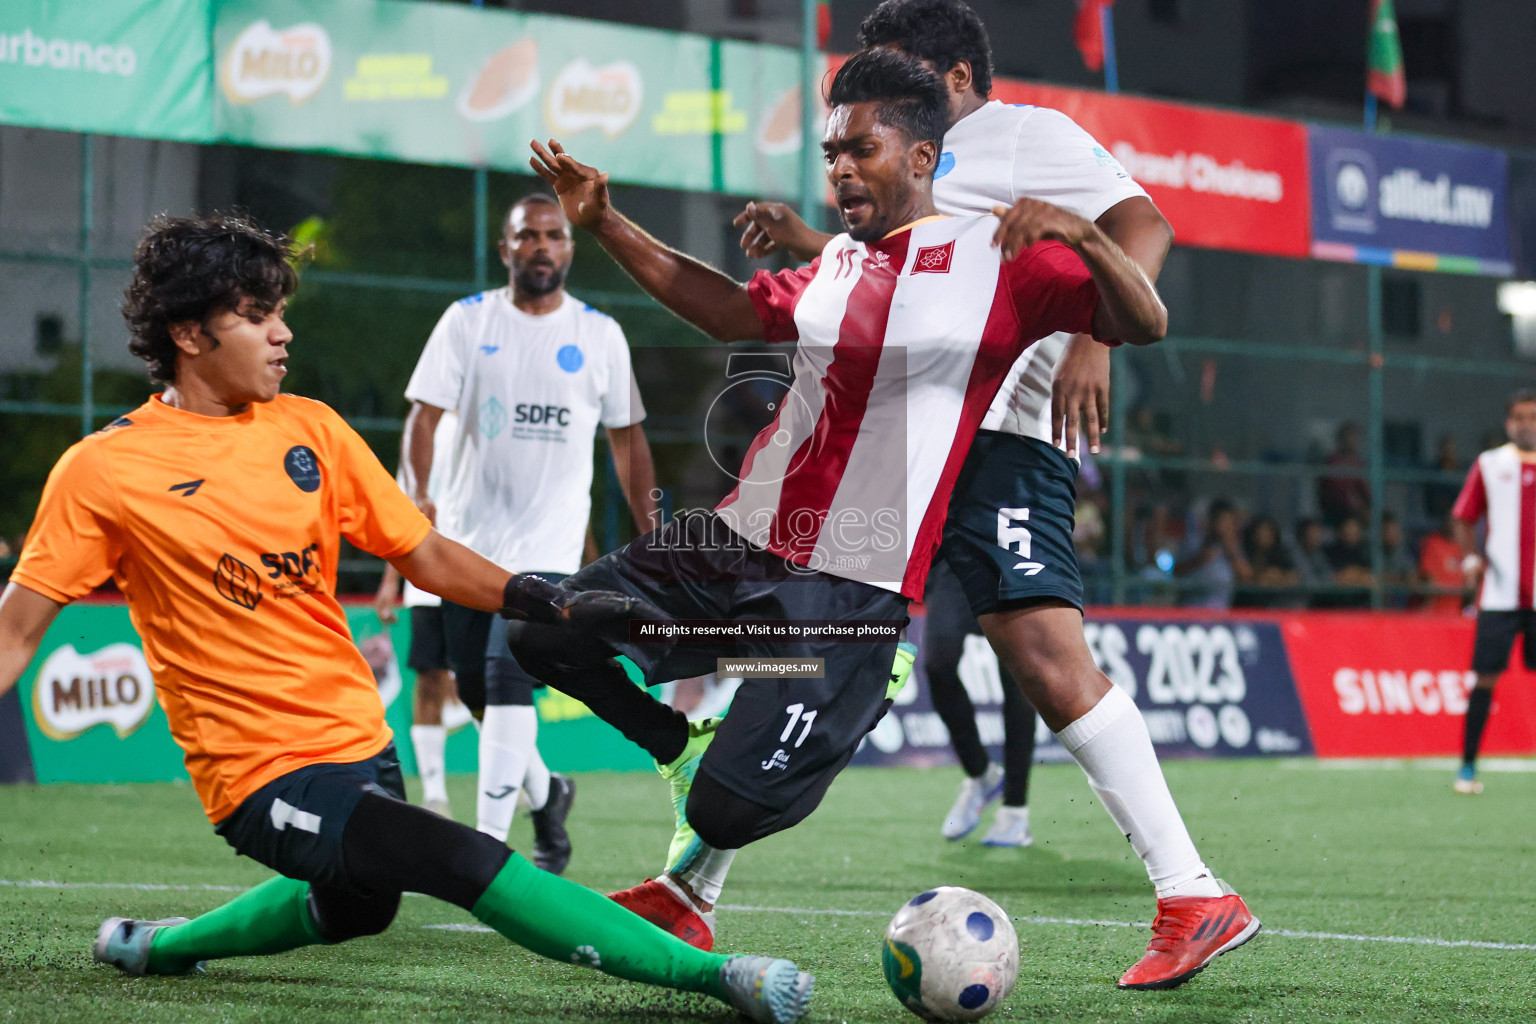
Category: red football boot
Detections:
[
  {"x1": 607, "y1": 876, "x2": 717, "y2": 951},
  {"x1": 1118, "y1": 887, "x2": 1259, "y2": 990}
]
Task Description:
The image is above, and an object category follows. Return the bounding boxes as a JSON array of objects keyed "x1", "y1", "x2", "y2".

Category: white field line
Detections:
[
  {"x1": 10, "y1": 879, "x2": 1534, "y2": 953},
  {"x1": 1285, "y1": 758, "x2": 1536, "y2": 772}
]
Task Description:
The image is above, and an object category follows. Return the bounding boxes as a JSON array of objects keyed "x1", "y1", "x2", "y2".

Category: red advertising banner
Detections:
[
  {"x1": 988, "y1": 81, "x2": 1312, "y2": 258},
  {"x1": 1281, "y1": 613, "x2": 1536, "y2": 758}
]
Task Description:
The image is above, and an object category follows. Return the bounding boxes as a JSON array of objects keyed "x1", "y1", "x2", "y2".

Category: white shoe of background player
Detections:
[
  {"x1": 941, "y1": 763, "x2": 1005, "y2": 840},
  {"x1": 981, "y1": 805, "x2": 1032, "y2": 847}
]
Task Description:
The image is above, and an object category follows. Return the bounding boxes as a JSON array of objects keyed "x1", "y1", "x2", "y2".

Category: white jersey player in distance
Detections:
[
  {"x1": 402, "y1": 194, "x2": 657, "y2": 872},
  {"x1": 728, "y1": 0, "x2": 1257, "y2": 992}
]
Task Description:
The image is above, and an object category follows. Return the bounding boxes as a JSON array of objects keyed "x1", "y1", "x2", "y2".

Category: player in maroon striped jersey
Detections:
[
  {"x1": 724, "y1": 0, "x2": 1259, "y2": 992},
  {"x1": 506, "y1": 50, "x2": 1213, "y2": 990},
  {"x1": 1452, "y1": 388, "x2": 1536, "y2": 794}
]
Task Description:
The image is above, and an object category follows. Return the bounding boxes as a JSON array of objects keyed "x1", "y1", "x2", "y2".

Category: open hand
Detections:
[
  {"x1": 1051, "y1": 334, "x2": 1110, "y2": 456},
  {"x1": 529, "y1": 139, "x2": 610, "y2": 229},
  {"x1": 733, "y1": 201, "x2": 818, "y2": 260}
]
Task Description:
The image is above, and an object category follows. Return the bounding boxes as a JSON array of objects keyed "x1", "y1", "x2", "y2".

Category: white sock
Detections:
[
  {"x1": 476, "y1": 704, "x2": 539, "y2": 842},
  {"x1": 523, "y1": 742, "x2": 551, "y2": 812},
  {"x1": 1055, "y1": 686, "x2": 1219, "y2": 898},
  {"x1": 409, "y1": 724, "x2": 448, "y2": 805},
  {"x1": 673, "y1": 844, "x2": 737, "y2": 907}
]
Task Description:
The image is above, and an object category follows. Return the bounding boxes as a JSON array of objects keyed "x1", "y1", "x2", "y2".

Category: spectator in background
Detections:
[
  {"x1": 1423, "y1": 434, "x2": 1463, "y2": 522},
  {"x1": 1244, "y1": 517, "x2": 1297, "y2": 586},
  {"x1": 1419, "y1": 512, "x2": 1470, "y2": 614},
  {"x1": 1235, "y1": 516, "x2": 1298, "y2": 609},
  {"x1": 1318, "y1": 422, "x2": 1369, "y2": 527},
  {"x1": 1174, "y1": 499, "x2": 1250, "y2": 609},
  {"x1": 1324, "y1": 514, "x2": 1373, "y2": 608},
  {"x1": 1125, "y1": 406, "x2": 1185, "y2": 493},
  {"x1": 1380, "y1": 512, "x2": 1416, "y2": 583},
  {"x1": 1293, "y1": 519, "x2": 1334, "y2": 602}
]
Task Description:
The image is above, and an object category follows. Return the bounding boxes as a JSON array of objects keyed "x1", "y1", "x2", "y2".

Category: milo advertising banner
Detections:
[
  {"x1": 0, "y1": 0, "x2": 214, "y2": 140},
  {"x1": 213, "y1": 0, "x2": 815, "y2": 198}
]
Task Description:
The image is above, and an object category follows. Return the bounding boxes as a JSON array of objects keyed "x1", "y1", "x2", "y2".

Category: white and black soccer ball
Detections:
[{"x1": 882, "y1": 886, "x2": 1019, "y2": 1022}]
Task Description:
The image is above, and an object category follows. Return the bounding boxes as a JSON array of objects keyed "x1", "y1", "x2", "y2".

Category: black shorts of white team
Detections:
[
  {"x1": 939, "y1": 431, "x2": 1084, "y2": 615},
  {"x1": 438, "y1": 573, "x2": 567, "y2": 713},
  {"x1": 506, "y1": 511, "x2": 906, "y2": 849}
]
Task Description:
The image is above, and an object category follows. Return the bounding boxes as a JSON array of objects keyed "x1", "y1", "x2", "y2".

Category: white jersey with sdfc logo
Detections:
[
  {"x1": 933, "y1": 100, "x2": 1148, "y2": 443},
  {"x1": 405, "y1": 290, "x2": 644, "y2": 574}
]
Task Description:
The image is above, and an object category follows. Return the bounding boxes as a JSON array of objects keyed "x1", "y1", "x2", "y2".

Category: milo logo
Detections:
[
  {"x1": 31, "y1": 643, "x2": 155, "y2": 741},
  {"x1": 221, "y1": 20, "x2": 331, "y2": 106},
  {"x1": 545, "y1": 58, "x2": 642, "y2": 137}
]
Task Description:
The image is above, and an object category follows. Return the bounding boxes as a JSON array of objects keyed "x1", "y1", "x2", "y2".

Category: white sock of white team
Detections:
[
  {"x1": 409, "y1": 724, "x2": 449, "y2": 808},
  {"x1": 1056, "y1": 685, "x2": 1221, "y2": 899},
  {"x1": 476, "y1": 704, "x2": 549, "y2": 842},
  {"x1": 667, "y1": 683, "x2": 1221, "y2": 907}
]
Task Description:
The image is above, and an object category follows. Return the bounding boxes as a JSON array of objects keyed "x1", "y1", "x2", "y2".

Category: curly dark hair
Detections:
[
  {"x1": 1507, "y1": 387, "x2": 1536, "y2": 416},
  {"x1": 858, "y1": 0, "x2": 993, "y2": 100},
  {"x1": 122, "y1": 213, "x2": 298, "y2": 384},
  {"x1": 828, "y1": 48, "x2": 949, "y2": 148}
]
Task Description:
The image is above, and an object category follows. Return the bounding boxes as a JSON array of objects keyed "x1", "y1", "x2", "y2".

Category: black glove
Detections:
[{"x1": 500, "y1": 574, "x2": 672, "y2": 651}]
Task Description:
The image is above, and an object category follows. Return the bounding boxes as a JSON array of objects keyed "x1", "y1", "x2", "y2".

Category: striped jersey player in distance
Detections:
[
  {"x1": 1450, "y1": 388, "x2": 1536, "y2": 794},
  {"x1": 513, "y1": 47, "x2": 1165, "y2": 975}
]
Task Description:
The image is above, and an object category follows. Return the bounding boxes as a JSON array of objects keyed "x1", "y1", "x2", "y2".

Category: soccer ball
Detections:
[{"x1": 882, "y1": 886, "x2": 1019, "y2": 1021}]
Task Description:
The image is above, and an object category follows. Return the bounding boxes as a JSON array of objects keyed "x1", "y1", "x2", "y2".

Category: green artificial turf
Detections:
[{"x1": 1, "y1": 759, "x2": 1532, "y2": 1023}]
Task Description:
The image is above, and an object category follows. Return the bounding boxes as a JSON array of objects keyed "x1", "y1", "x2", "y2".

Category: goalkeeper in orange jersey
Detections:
[{"x1": 0, "y1": 213, "x2": 811, "y2": 1024}]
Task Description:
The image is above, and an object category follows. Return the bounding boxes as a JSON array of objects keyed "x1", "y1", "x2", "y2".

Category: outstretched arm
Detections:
[
  {"x1": 0, "y1": 582, "x2": 63, "y2": 700},
  {"x1": 993, "y1": 199, "x2": 1167, "y2": 347},
  {"x1": 389, "y1": 530, "x2": 512, "y2": 613},
  {"x1": 530, "y1": 140, "x2": 764, "y2": 342}
]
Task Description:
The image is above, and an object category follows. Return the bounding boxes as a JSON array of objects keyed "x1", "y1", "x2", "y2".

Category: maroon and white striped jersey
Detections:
[
  {"x1": 1454, "y1": 444, "x2": 1536, "y2": 610},
  {"x1": 721, "y1": 214, "x2": 1100, "y2": 599}
]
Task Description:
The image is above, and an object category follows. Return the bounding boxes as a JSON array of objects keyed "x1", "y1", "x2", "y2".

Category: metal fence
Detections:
[{"x1": 3, "y1": 132, "x2": 1532, "y2": 609}]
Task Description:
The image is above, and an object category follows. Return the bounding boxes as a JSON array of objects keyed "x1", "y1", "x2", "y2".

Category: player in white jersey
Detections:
[
  {"x1": 375, "y1": 411, "x2": 467, "y2": 819},
  {"x1": 726, "y1": 0, "x2": 1256, "y2": 991},
  {"x1": 513, "y1": 47, "x2": 1176, "y2": 978},
  {"x1": 402, "y1": 194, "x2": 657, "y2": 873},
  {"x1": 1450, "y1": 389, "x2": 1536, "y2": 794}
]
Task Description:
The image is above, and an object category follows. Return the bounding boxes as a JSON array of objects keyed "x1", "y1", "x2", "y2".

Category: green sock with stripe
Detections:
[
  {"x1": 146, "y1": 876, "x2": 323, "y2": 974},
  {"x1": 471, "y1": 852, "x2": 727, "y2": 995}
]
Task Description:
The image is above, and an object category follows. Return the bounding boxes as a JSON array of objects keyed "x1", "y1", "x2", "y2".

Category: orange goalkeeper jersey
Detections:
[{"x1": 12, "y1": 394, "x2": 432, "y2": 823}]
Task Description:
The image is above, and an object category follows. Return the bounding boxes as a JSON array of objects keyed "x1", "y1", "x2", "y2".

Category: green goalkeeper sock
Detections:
[
  {"x1": 146, "y1": 876, "x2": 323, "y2": 974},
  {"x1": 471, "y1": 853, "x2": 727, "y2": 996}
]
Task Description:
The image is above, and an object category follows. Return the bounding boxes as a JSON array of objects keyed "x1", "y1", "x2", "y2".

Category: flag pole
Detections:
[{"x1": 1101, "y1": 4, "x2": 1120, "y2": 94}]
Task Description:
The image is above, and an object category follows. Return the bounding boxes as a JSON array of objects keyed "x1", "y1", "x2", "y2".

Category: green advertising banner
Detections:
[
  {"x1": 212, "y1": 0, "x2": 816, "y2": 198},
  {"x1": 0, "y1": 0, "x2": 214, "y2": 141},
  {"x1": 13, "y1": 602, "x2": 650, "y2": 789}
]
